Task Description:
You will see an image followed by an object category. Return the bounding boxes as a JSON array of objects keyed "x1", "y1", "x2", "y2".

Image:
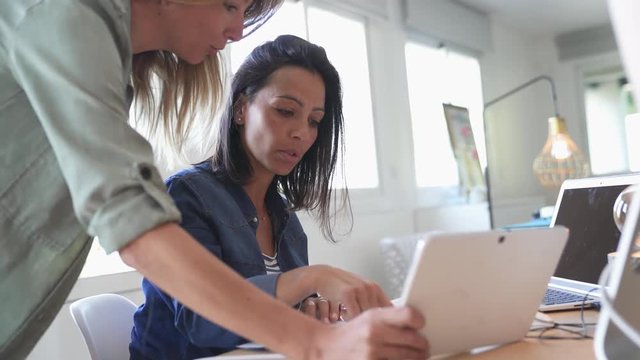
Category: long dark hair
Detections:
[{"x1": 212, "y1": 34, "x2": 350, "y2": 241}]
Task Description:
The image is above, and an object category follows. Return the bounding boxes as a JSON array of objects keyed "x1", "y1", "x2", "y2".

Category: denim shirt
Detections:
[
  {"x1": 0, "y1": 1, "x2": 180, "y2": 358},
  {"x1": 130, "y1": 161, "x2": 309, "y2": 360}
]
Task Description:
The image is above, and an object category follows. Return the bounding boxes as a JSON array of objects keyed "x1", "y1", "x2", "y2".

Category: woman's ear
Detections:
[{"x1": 234, "y1": 95, "x2": 247, "y2": 125}]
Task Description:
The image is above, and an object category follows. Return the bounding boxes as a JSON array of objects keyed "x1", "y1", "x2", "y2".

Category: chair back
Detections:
[
  {"x1": 379, "y1": 233, "x2": 427, "y2": 299},
  {"x1": 69, "y1": 293, "x2": 137, "y2": 360}
]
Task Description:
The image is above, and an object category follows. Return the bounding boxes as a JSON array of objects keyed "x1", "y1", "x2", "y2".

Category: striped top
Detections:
[{"x1": 262, "y1": 252, "x2": 281, "y2": 274}]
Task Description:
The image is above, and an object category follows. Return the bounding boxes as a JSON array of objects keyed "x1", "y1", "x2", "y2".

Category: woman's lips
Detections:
[
  {"x1": 277, "y1": 150, "x2": 299, "y2": 163},
  {"x1": 208, "y1": 46, "x2": 220, "y2": 56}
]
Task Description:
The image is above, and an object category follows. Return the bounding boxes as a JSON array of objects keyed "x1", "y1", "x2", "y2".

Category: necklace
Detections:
[{"x1": 258, "y1": 210, "x2": 270, "y2": 222}]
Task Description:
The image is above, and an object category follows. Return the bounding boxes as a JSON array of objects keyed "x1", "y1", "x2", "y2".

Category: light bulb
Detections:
[
  {"x1": 612, "y1": 184, "x2": 640, "y2": 251},
  {"x1": 532, "y1": 117, "x2": 590, "y2": 188},
  {"x1": 550, "y1": 137, "x2": 571, "y2": 160}
]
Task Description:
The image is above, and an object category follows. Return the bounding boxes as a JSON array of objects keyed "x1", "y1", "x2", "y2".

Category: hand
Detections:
[
  {"x1": 306, "y1": 306, "x2": 430, "y2": 360},
  {"x1": 300, "y1": 296, "x2": 341, "y2": 323},
  {"x1": 310, "y1": 265, "x2": 392, "y2": 320}
]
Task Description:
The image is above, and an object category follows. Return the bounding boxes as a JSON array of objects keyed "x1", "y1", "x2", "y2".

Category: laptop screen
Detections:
[{"x1": 552, "y1": 184, "x2": 628, "y2": 284}]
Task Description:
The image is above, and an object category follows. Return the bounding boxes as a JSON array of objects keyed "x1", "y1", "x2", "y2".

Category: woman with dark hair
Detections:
[{"x1": 130, "y1": 35, "x2": 426, "y2": 359}]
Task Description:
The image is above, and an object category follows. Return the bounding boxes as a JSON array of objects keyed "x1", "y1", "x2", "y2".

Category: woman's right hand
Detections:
[{"x1": 307, "y1": 306, "x2": 430, "y2": 360}]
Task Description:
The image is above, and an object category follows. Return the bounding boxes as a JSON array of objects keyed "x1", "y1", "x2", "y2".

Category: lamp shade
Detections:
[{"x1": 532, "y1": 116, "x2": 590, "y2": 188}]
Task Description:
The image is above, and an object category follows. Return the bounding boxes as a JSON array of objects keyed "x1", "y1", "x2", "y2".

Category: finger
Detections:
[
  {"x1": 302, "y1": 299, "x2": 317, "y2": 318},
  {"x1": 355, "y1": 285, "x2": 372, "y2": 312},
  {"x1": 361, "y1": 311, "x2": 429, "y2": 358},
  {"x1": 340, "y1": 292, "x2": 361, "y2": 320},
  {"x1": 328, "y1": 301, "x2": 341, "y2": 323},
  {"x1": 373, "y1": 283, "x2": 393, "y2": 307},
  {"x1": 373, "y1": 343, "x2": 430, "y2": 360},
  {"x1": 369, "y1": 306, "x2": 426, "y2": 331},
  {"x1": 316, "y1": 298, "x2": 330, "y2": 323},
  {"x1": 375, "y1": 322, "x2": 429, "y2": 352},
  {"x1": 366, "y1": 282, "x2": 383, "y2": 310}
]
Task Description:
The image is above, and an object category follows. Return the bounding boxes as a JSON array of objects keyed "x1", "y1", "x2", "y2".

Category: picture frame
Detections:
[{"x1": 442, "y1": 104, "x2": 486, "y2": 199}]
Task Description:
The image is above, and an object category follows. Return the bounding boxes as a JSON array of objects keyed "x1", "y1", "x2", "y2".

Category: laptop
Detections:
[
  {"x1": 395, "y1": 227, "x2": 569, "y2": 357},
  {"x1": 540, "y1": 173, "x2": 640, "y2": 312}
]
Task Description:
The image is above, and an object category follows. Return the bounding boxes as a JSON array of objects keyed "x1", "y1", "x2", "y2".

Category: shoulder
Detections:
[
  {"x1": 165, "y1": 162, "x2": 239, "y2": 209},
  {"x1": 166, "y1": 162, "x2": 221, "y2": 192},
  {"x1": 7, "y1": 0, "x2": 130, "y2": 26},
  {"x1": 2, "y1": 0, "x2": 132, "y2": 62}
]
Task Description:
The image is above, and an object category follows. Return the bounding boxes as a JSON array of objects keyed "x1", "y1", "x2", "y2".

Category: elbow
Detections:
[
  {"x1": 119, "y1": 238, "x2": 142, "y2": 269},
  {"x1": 118, "y1": 223, "x2": 171, "y2": 270}
]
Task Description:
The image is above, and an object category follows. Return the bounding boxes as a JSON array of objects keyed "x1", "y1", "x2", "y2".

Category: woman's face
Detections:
[
  {"x1": 238, "y1": 66, "x2": 326, "y2": 180},
  {"x1": 162, "y1": 0, "x2": 252, "y2": 64}
]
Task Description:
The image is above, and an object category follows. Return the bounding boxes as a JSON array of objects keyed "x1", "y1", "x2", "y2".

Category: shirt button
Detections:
[{"x1": 140, "y1": 166, "x2": 152, "y2": 180}]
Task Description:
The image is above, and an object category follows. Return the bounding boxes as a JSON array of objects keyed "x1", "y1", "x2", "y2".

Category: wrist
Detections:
[
  {"x1": 277, "y1": 265, "x2": 324, "y2": 304},
  {"x1": 278, "y1": 312, "x2": 326, "y2": 360},
  {"x1": 296, "y1": 317, "x2": 329, "y2": 360}
]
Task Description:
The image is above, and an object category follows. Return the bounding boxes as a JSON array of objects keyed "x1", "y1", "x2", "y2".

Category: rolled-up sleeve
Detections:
[{"x1": 6, "y1": 1, "x2": 180, "y2": 253}]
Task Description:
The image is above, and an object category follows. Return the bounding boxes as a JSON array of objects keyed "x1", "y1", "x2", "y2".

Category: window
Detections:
[
  {"x1": 79, "y1": 238, "x2": 133, "y2": 278},
  {"x1": 228, "y1": 1, "x2": 306, "y2": 73},
  {"x1": 583, "y1": 68, "x2": 636, "y2": 174},
  {"x1": 306, "y1": 7, "x2": 378, "y2": 189},
  {"x1": 405, "y1": 42, "x2": 484, "y2": 193},
  {"x1": 228, "y1": 1, "x2": 379, "y2": 189}
]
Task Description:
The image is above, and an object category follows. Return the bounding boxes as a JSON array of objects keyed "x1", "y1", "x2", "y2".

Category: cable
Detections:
[
  {"x1": 527, "y1": 290, "x2": 600, "y2": 341},
  {"x1": 597, "y1": 262, "x2": 640, "y2": 348}
]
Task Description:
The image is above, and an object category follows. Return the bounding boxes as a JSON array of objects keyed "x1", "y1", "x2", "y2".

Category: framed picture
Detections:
[{"x1": 442, "y1": 104, "x2": 486, "y2": 199}]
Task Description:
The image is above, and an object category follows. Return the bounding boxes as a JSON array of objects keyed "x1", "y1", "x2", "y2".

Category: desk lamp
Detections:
[
  {"x1": 483, "y1": 75, "x2": 590, "y2": 228},
  {"x1": 484, "y1": 75, "x2": 590, "y2": 189}
]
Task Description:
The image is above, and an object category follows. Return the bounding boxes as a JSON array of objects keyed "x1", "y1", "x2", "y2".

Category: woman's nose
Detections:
[
  {"x1": 225, "y1": 15, "x2": 245, "y2": 42},
  {"x1": 291, "y1": 122, "x2": 313, "y2": 142}
]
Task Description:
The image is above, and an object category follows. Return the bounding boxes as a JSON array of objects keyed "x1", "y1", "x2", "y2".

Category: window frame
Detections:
[{"x1": 404, "y1": 34, "x2": 487, "y2": 209}]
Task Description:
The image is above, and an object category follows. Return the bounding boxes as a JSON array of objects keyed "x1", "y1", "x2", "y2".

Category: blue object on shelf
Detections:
[{"x1": 502, "y1": 217, "x2": 551, "y2": 230}]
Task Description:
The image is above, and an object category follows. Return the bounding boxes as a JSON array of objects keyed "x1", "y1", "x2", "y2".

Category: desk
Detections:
[{"x1": 212, "y1": 310, "x2": 598, "y2": 360}]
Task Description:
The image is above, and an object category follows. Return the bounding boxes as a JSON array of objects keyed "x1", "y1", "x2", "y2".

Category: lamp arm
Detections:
[
  {"x1": 482, "y1": 75, "x2": 559, "y2": 229},
  {"x1": 483, "y1": 75, "x2": 559, "y2": 116}
]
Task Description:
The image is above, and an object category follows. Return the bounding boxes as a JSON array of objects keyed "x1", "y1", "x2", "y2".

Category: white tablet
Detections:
[{"x1": 396, "y1": 227, "x2": 569, "y2": 357}]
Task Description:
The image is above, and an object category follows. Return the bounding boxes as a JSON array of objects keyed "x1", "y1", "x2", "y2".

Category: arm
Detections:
[{"x1": 121, "y1": 225, "x2": 430, "y2": 360}]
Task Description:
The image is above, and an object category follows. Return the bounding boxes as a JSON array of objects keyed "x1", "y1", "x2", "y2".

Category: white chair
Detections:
[
  {"x1": 379, "y1": 233, "x2": 426, "y2": 299},
  {"x1": 69, "y1": 293, "x2": 137, "y2": 360}
]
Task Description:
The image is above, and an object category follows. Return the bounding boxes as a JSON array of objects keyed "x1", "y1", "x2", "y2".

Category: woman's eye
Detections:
[
  {"x1": 277, "y1": 109, "x2": 294, "y2": 117},
  {"x1": 309, "y1": 119, "x2": 321, "y2": 128},
  {"x1": 224, "y1": 2, "x2": 238, "y2": 12}
]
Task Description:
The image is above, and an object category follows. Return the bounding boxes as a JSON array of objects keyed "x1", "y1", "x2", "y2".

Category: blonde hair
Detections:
[{"x1": 131, "y1": 0, "x2": 283, "y2": 155}]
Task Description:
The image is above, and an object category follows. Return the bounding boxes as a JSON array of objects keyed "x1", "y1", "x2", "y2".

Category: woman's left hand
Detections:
[
  {"x1": 277, "y1": 265, "x2": 391, "y2": 321},
  {"x1": 299, "y1": 296, "x2": 341, "y2": 323},
  {"x1": 309, "y1": 264, "x2": 392, "y2": 320}
]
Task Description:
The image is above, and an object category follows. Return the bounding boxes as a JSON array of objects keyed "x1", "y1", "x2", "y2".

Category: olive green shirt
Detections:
[{"x1": 0, "y1": 0, "x2": 181, "y2": 358}]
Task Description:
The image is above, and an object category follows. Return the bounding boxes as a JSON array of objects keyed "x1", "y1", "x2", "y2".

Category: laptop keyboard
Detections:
[{"x1": 542, "y1": 288, "x2": 587, "y2": 305}]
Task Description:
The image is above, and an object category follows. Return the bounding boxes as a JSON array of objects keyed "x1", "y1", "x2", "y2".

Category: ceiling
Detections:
[{"x1": 455, "y1": 0, "x2": 612, "y2": 37}]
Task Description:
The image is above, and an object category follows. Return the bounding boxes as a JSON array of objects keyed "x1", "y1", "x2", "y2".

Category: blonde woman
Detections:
[{"x1": 0, "y1": 1, "x2": 429, "y2": 359}]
